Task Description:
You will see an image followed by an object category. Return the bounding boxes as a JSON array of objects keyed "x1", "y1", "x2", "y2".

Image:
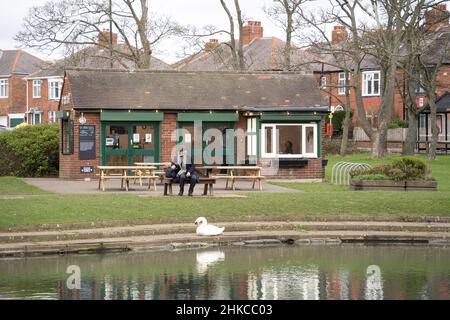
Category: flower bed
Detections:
[
  {"x1": 350, "y1": 179, "x2": 437, "y2": 191},
  {"x1": 350, "y1": 157, "x2": 437, "y2": 192}
]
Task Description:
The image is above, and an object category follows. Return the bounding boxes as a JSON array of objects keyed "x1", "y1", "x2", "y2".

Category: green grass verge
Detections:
[
  {"x1": 0, "y1": 153, "x2": 449, "y2": 227},
  {"x1": 0, "y1": 177, "x2": 49, "y2": 195}
]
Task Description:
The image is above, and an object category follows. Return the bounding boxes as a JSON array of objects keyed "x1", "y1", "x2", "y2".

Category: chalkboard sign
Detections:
[{"x1": 79, "y1": 125, "x2": 96, "y2": 160}]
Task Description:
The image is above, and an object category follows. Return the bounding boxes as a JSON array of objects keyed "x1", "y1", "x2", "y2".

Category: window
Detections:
[
  {"x1": 32, "y1": 113, "x2": 42, "y2": 125},
  {"x1": 416, "y1": 74, "x2": 426, "y2": 95},
  {"x1": 261, "y1": 123, "x2": 318, "y2": 158},
  {"x1": 320, "y1": 76, "x2": 327, "y2": 89},
  {"x1": 338, "y1": 72, "x2": 346, "y2": 95},
  {"x1": 32, "y1": 80, "x2": 41, "y2": 98},
  {"x1": 48, "y1": 80, "x2": 62, "y2": 100},
  {"x1": 362, "y1": 71, "x2": 380, "y2": 96},
  {"x1": 246, "y1": 118, "x2": 257, "y2": 157},
  {"x1": 0, "y1": 79, "x2": 8, "y2": 98},
  {"x1": 48, "y1": 111, "x2": 57, "y2": 123}
]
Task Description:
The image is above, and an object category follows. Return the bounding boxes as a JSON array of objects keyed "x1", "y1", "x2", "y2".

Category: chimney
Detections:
[
  {"x1": 425, "y1": 4, "x2": 449, "y2": 32},
  {"x1": 331, "y1": 26, "x2": 348, "y2": 44},
  {"x1": 205, "y1": 39, "x2": 220, "y2": 52},
  {"x1": 242, "y1": 21, "x2": 263, "y2": 45},
  {"x1": 98, "y1": 29, "x2": 118, "y2": 48}
]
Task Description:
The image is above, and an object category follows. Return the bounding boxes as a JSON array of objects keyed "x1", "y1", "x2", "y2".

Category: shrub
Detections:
[
  {"x1": 350, "y1": 157, "x2": 431, "y2": 181},
  {"x1": 0, "y1": 124, "x2": 59, "y2": 177},
  {"x1": 352, "y1": 173, "x2": 391, "y2": 180},
  {"x1": 332, "y1": 110, "x2": 354, "y2": 134},
  {"x1": 388, "y1": 118, "x2": 409, "y2": 129}
]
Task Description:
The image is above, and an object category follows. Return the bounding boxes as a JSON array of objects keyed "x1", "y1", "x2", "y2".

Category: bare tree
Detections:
[
  {"x1": 15, "y1": 0, "x2": 182, "y2": 69},
  {"x1": 264, "y1": 0, "x2": 308, "y2": 70},
  {"x1": 300, "y1": 0, "x2": 444, "y2": 159},
  {"x1": 220, "y1": 0, "x2": 246, "y2": 70}
]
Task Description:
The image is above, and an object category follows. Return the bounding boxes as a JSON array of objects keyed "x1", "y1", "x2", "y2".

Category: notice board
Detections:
[{"x1": 79, "y1": 125, "x2": 96, "y2": 160}]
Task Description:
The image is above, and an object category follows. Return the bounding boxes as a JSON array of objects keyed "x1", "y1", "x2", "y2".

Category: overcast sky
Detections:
[{"x1": 0, "y1": 0, "x2": 324, "y2": 64}]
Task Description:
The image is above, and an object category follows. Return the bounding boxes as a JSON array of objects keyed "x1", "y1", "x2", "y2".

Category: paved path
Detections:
[{"x1": 23, "y1": 178, "x2": 301, "y2": 195}]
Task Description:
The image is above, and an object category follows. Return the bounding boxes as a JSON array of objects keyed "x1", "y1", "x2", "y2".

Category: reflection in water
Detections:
[
  {"x1": 0, "y1": 245, "x2": 449, "y2": 300},
  {"x1": 196, "y1": 251, "x2": 225, "y2": 274},
  {"x1": 365, "y1": 265, "x2": 384, "y2": 300}
]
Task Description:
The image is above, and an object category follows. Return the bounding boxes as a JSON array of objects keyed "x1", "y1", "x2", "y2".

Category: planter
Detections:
[{"x1": 350, "y1": 179, "x2": 437, "y2": 191}]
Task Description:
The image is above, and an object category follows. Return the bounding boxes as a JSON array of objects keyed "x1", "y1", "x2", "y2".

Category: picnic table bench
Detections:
[
  {"x1": 97, "y1": 166, "x2": 157, "y2": 191},
  {"x1": 134, "y1": 162, "x2": 171, "y2": 184},
  {"x1": 198, "y1": 166, "x2": 265, "y2": 191},
  {"x1": 162, "y1": 176, "x2": 216, "y2": 196}
]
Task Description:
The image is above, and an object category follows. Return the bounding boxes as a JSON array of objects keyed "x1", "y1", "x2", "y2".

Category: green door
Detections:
[
  {"x1": 203, "y1": 122, "x2": 236, "y2": 165},
  {"x1": 102, "y1": 122, "x2": 160, "y2": 165}
]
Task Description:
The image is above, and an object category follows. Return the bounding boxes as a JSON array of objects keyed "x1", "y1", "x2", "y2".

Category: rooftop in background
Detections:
[
  {"x1": 0, "y1": 50, "x2": 43, "y2": 77},
  {"x1": 26, "y1": 30, "x2": 172, "y2": 79},
  {"x1": 173, "y1": 21, "x2": 312, "y2": 72},
  {"x1": 63, "y1": 68, "x2": 328, "y2": 111}
]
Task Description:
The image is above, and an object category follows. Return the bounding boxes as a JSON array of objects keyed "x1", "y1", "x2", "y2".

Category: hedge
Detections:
[{"x1": 0, "y1": 124, "x2": 59, "y2": 177}]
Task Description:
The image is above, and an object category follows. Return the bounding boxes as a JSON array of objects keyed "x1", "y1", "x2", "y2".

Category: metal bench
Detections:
[{"x1": 162, "y1": 176, "x2": 216, "y2": 196}]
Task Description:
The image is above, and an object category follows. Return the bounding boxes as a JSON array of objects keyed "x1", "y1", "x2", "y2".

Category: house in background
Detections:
[
  {"x1": 25, "y1": 30, "x2": 172, "y2": 125},
  {"x1": 309, "y1": 4, "x2": 450, "y2": 143},
  {"x1": 173, "y1": 21, "x2": 310, "y2": 72},
  {"x1": 0, "y1": 49, "x2": 43, "y2": 128}
]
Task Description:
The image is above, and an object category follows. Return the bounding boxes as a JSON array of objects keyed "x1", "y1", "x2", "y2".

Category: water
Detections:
[{"x1": 0, "y1": 244, "x2": 449, "y2": 300}]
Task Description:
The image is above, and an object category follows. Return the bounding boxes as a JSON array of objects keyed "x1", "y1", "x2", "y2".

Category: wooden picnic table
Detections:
[
  {"x1": 97, "y1": 165, "x2": 157, "y2": 191},
  {"x1": 198, "y1": 166, "x2": 265, "y2": 191}
]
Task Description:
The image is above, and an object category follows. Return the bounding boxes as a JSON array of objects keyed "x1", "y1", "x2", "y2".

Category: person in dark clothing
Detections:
[
  {"x1": 165, "y1": 149, "x2": 199, "y2": 196},
  {"x1": 283, "y1": 141, "x2": 294, "y2": 154}
]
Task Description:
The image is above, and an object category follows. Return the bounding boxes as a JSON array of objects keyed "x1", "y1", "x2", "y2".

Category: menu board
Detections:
[{"x1": 79, "y1": 125, "x2": 96, "y2": 160}]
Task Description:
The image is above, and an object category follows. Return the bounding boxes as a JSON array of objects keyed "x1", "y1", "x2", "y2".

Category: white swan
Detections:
[{"x1": 195, "y1": 217, "x2": 225, "y2": 236}]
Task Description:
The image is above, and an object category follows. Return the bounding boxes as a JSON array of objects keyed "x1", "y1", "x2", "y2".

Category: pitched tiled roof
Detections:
[
  {"x1": 173, "y1": 37, "x2": 312, "y2": 72},
  {"x1": 424, "y1": 91, "x2": 450, "y2": 112},
  {"x1": 65, "y1": 68, "x2": 327, "y2": 111},
  {"x1": 0, "y1": 50, "x2": 43, "y2": 76},
  {"x1": 27, "y1": 44, "x2": 172, "y2": 79}
]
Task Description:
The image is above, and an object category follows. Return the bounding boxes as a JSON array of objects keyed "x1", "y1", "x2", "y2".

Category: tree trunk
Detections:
[
  {"x1": 340, "y1": 71, "x2": 351, "y2": 156},
  {"x1": 428, "y1": 91, "x2": 438, "y2": 160},
  {"x1": 284, "y1": 11, "x2": 292, "y2": 70},
  {"x1": 372, "y1": 65, "x2": 396, "y2": 159},
  {"x1": 403, "y1": 78, "x2": 419, "y2": 155},
  {"x1": 234, "y1": 0, "x2": 245, "y2": 70},
  {"x1": 404, "y1": 108, "x2": 419, "y2": 155}
]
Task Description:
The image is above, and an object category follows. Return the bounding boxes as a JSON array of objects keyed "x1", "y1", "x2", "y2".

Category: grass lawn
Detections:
[{"x1": 0, "y1": 153, "x2": 449, "y2": 227}]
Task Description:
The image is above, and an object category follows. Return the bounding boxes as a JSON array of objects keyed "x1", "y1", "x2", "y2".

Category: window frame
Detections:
[
  {"x1": 48, "y1": 111, "x2": 57, "y2": 123},
  {"x1": 48, "y1": 80, "x2": 63, "y2": 100},
  {"x1": 338, "y1": 72, "x2": 346, "y2": 95},
  {"x1": 32, "y1": 80, "x2": 42, "y2": 98},
  {"x1": 0, "y1": 79, "x2": 9, "y2": 98},
  {"x1": 261, "y1": 123, "x2": 318, "y2": 159},
  {"x1": 32, "y1": 112, "x2": 42, "y2": 125},
  {"x1": 362, "y1": 70, "x2": 380, "y2": 97}
]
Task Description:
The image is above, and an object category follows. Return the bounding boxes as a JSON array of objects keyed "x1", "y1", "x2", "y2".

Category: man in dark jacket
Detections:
[{"x1": 165, "y1": 148, "x2": 199, "y2": 196}]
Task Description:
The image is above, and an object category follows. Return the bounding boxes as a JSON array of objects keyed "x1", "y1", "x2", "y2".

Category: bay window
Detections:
[
  {"x1": 362, "y1": 71, "x2": 380, "y2": 96},
  {"x1": 261, "y1": 123, "x2": 318, "y2": 158}
]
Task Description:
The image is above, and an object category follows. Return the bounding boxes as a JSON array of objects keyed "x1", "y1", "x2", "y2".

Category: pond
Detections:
[{"x1": 0, "y1": 244, "x2": 449, "y2": 300}]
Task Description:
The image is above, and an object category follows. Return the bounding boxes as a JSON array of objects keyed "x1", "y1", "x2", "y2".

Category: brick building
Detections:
[
  {"x1": 0, "y1": 50, "x2": 43, "y2": 128},
  {"x1": 57, "y1": 69, "x2": 328, "y2": 180},
  {"x1": 311, "y1": 5, "x2": 450, "y2": 138}
]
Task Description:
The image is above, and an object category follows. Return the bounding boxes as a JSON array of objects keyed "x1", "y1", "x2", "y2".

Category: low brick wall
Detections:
[{"x1": 350, "y1": 179, "x2": 437, "y2": 191}]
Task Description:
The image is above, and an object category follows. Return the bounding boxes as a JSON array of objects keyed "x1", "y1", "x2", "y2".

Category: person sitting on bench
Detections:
[{"x1": 165, "y1": 148, "x2": 199, "y2": 196}]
